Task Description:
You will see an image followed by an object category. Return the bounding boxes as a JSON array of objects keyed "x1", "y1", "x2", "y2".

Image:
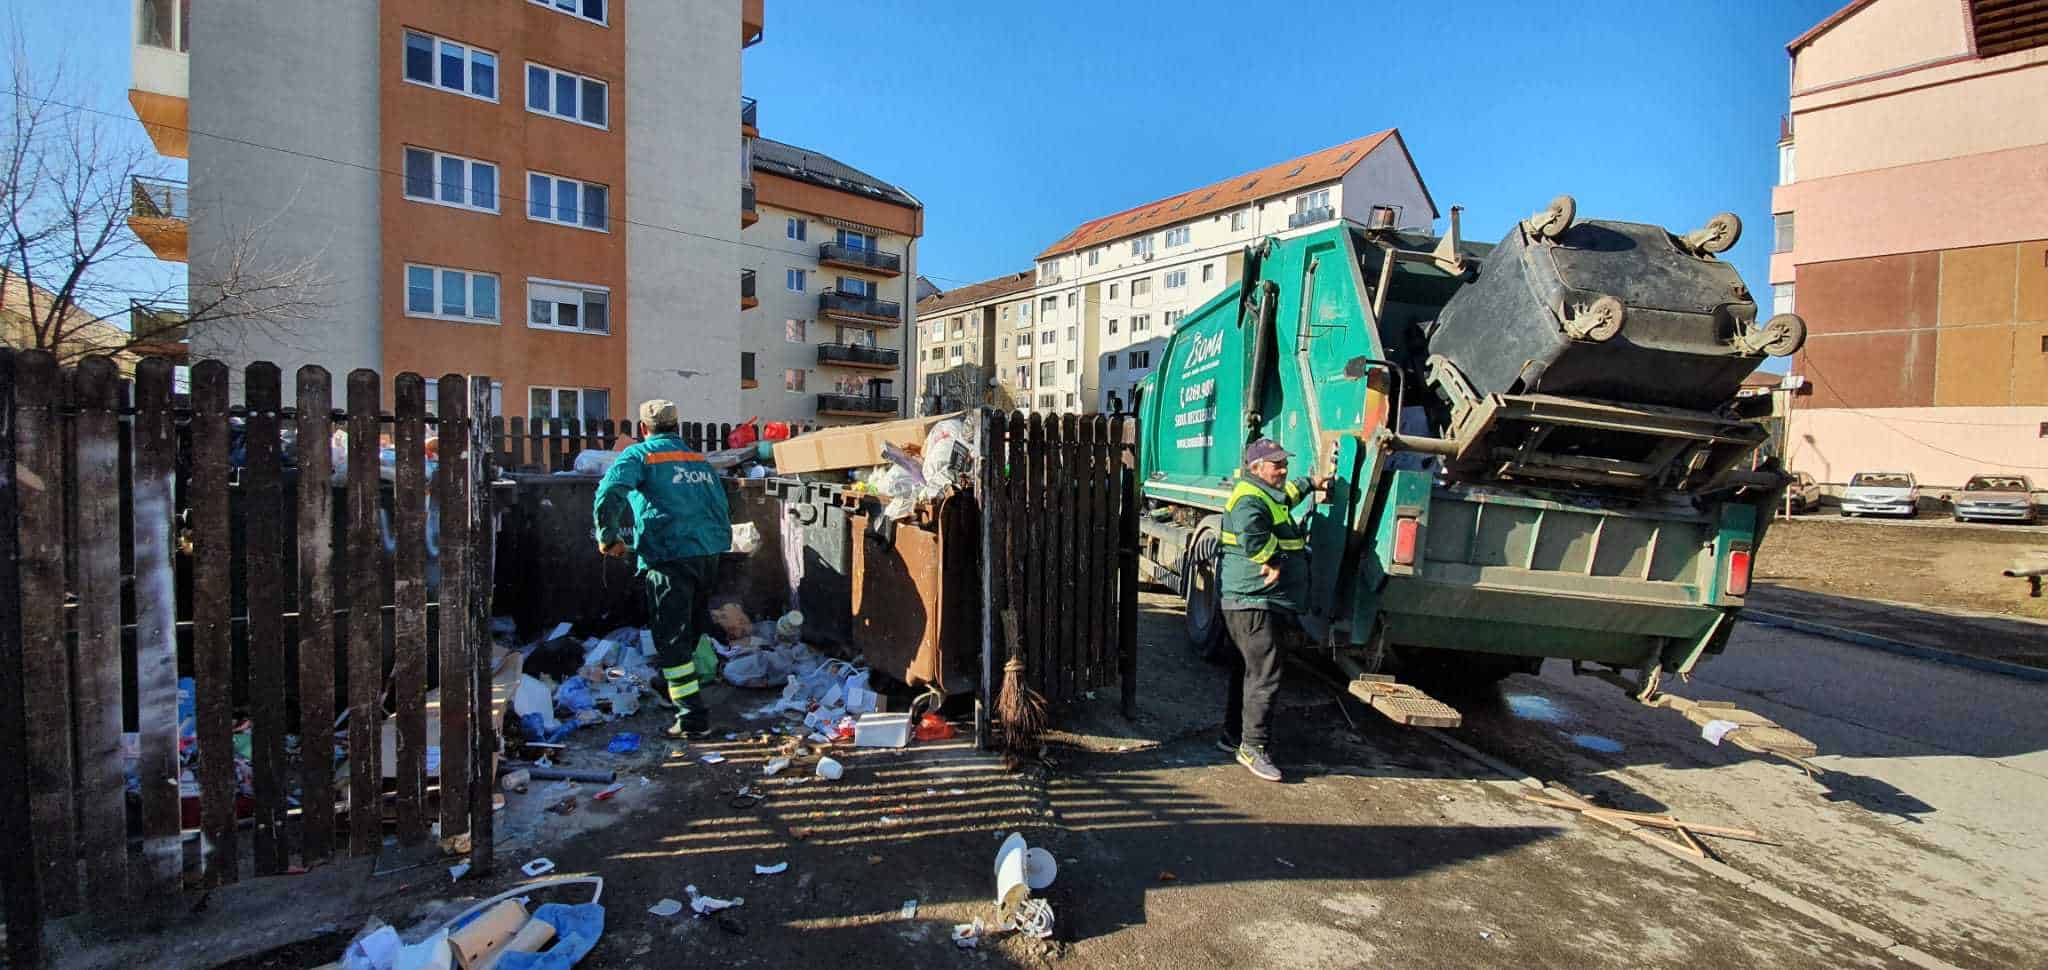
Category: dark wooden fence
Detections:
[
  {"x1": 0, "y1": 350, "x2": 499, "y2": 968},
  {"x1": 978, "y1": 410, "x2": 1141, "y2": 723},
  {"x1": 490, "y1": 417, "x2": 819, "y2": 473}
]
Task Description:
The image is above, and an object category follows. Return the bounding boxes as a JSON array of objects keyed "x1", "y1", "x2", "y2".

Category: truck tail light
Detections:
[
  {"x1": 1725, "y1": 543, "x2": 1753, "y2": 597},
  {"x1": 1391, "y1": 516, "x2": 1421, "y2": 566}
]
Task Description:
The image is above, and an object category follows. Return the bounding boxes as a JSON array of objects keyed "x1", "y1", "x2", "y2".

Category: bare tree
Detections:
[{"x1": 0, "y1": 29, "x2": 327, "y2": 365}]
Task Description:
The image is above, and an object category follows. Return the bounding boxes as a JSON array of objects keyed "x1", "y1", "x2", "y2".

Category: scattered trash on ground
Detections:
[
  {"x1": 1701, "y1": 719, "x2": 1741, "y2": 745},
  {"x1": 685, "y1": 885, "x2": 744, "y2": 916},
  {"x1": 647, "y1": 899, "x2": 683, "y2": 918},
  {"x1": 753, "y1": 861, "x2": 788, "y2": 875},
  {"x1": 815, "y1": 756, "x2": 843, "y2": 780},
  {"x1": 700, "y1": 752, "x2": 727, "y2": 765},
  {"x1": 607, "y1": 733, "x2": 641, "y2": 754},
  {"x1": 522, "y1": 858, "x2": 557, "y2": 877},
  {"x1": 448, "y1": 863, "x2": 471, "y2": 883},
  {"x1": 900, "y1": 900, "x2": 919, "y2": 919},
  {"x1": 593, "y1": 782, "x2": 626, "y2": 801},
  {"x1": 952, "y1": 920, "x2": 985, "y2": 949}
]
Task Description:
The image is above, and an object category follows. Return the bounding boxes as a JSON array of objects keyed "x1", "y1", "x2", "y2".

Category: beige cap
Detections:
[{"x1": 638, "y1": 399, "x2": 678, "y2": 426}]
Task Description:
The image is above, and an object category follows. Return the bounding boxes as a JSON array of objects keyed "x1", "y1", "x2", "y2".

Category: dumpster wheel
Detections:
[{"x1": 1527, "y1": 194, "x2": 1577, "y2": 239}]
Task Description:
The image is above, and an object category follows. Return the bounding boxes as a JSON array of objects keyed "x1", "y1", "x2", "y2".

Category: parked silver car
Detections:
[
  {"x1": 1949, "y1": 474, "x2": 2038, "y2": 524},
  {"x1": 1841, "y1": 471, "x2": 1919, "y2": 518}
]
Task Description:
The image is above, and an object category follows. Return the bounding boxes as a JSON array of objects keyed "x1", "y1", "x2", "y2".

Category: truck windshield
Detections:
[
  {"x1": 1965, "y1": 476, "x2": 2027, "y2": 490},
  {"x1": 1851, "y1": 473, "x2": 1912, "y2": 487}
]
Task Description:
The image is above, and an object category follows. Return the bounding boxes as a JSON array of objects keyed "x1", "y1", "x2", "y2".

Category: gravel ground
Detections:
[{"x1": 1757, "y1": 518, "x2": 2046, "y2": 622}]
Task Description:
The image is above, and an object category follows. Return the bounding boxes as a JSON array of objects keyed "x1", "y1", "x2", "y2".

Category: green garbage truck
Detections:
[{"x1": 1133, "y1": 198, "x2": 1813, "y2": 746}]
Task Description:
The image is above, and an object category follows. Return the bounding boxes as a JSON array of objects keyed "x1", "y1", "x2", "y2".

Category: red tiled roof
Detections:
[
  {"x1": 915, "y1": 270, "x2": 1035, "y2": 316},
  {"x1": 1034, "y1": 130, "x2": 1411, "y2": 260}
]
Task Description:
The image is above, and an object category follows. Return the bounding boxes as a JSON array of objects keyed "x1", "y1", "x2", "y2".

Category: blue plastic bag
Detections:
[
  {"x1": 555, "y1": 677, "x2": 596, "y2": 713},
  {"x1": 497, "y1": 902, "x2": 605, "y2": 970},
  {"x1": 607, "y1": 733, "x2": 640, "y2": 754}
]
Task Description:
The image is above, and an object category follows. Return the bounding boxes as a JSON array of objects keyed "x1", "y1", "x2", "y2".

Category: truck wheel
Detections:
[{"x1": 1184, "y1": 533, "x2": 1229, "y2": 662}]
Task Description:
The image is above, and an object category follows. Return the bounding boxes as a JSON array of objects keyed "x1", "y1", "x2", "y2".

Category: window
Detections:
[
  {"x1": 1087, "y1": 249, "x2": 1100, "y2": 267},
  {"x1": 741, "y1": 352, "x2": 757, "y2": 384},
  {"x1": 526, "y1": 172, "x2": 608, "y2": 230},
  {"x1": 2041, "y1": 335, "x2": 2048, "y2": 354},
  {"x1": 1067, "y1": 292, "x2": 1077, "y2": 308},
  {"x1": 405, "y1": 264, "x2": 499, "y2": 323},
  {"x1": 837, "y1": 229, "x2": 876, "y2": 251},
  {"x1": 1039, "y1": 260, "x2": 1061, "y2": 283},
  {"x1": 1773, "y1": 285, "x2": 1795, "y2": 318},
  {"x1": 1164, "y1": 226, "x2": 1190, "y2": 248},
  {"x1": 1165, "y1": 270, "x2": 1187, "y2": 289},
  {"x1": 530, "y1": 0, "x2": 607, "y2": 26},
  {"x1": 1131, "y1": 236, "x2": 1154, "y2": 258},
  {"x1": 525, "y1": 62, "x2": 608, "y2": 127},
  {"x1": 527, "y1": 279, "x2": 609, "y2": 334},
  {"x1": 784, "y1": 369, "x2": 806, "y2": 392},
  {"x1": 1773, "y1": 212, "x2": 1795, "y2": 253},
  {"x1": 786, "y1": 217, "x2": 807, "y2": 241},
  {"x1": 1039, "y1": 394, "x2": 1056, "y2": 409},
  {"x1": 1163, "y1": 310, "x2": 1183, "y2": 328},
  {"x1": 1133, "y1": 314, "x2": 1152, "y2": 332},
  {"x1": 1130, "y1": 350, "x2": 1152, "y2": 369},
  {"x1": 1106, "y1": 354, "x2": 1119, "y2": 371},
  {"x1": 1000, "y1": 306, "x2": 1011, "y2": 322},
  {"x1": 1295, "y1": 189, "x2": 1331, "y2": 213},
  {"x1": 1021, "y1": 301, "x2": 1033, "y2": 321},
  {"x1": 403, "y1": 147, "x2": 499, "y2": 212},
  {"x1": 1064, "y1": 360, "x2": 1076, "y2": 375},
  {"x1": 1066, "y1": 393, "x2": 1077, "y2": 409},
  {"x1": 950, "y1": 346, "x2": 964, "y2": 361},
  {"x1": 1014, "y1": 366, "x2": 1028, "y2": 388},
  {"x1": 838, "y1": 276, "x2": 874, "y2": 298},
  {"x1": 1108, "y1": 283, "x2": 1120, "y2": 301},
  {"x1": 1041, "y1": 296, "x2": 1057, "y2": 316},
  {"x1": 1039, "y1": 362, "x2": 1055, "y2": 383},
  {"x1": 1017, "y1": 339, "x2": 1032, "y2": 358},
  {"x1": 1201, "y1": 263, "x2": 1215, "y2": 283},
  {"x1": 1000, "y1": 336, "x2": 1009, "y2": 350},
  {"x1": 529, "y1": 387, "x2": 609, "y2": 423},
  {"x1": 404, "y1": 31, "x2": 497, "y2": 101},
  {"x1": 1131, "y1": 277, "x2": 1151, "y2": 296},
  {"x1": 1778, "y1": 142, "x2": 1796, "y2": 186},
  {"x1": 2040, "y1": 422, "x2": 2048, "y2": 438},
  {"x1": 786, "y1": 269, "x2": 807, "y2": 292},
  {"x1": 951, "y1": 316, "x2": 965, "y2": 338},
  {"x1": 1040, "y1": 329, "x2": 1054, "y2": 346},
  {"x1": 786, "y1": 319, "x2": 807, "y2": 343},
  {"x1": 1066, "y1": 326, "x2": 1076, "y2": 342},
  {"x1": 1231, "y1": 211, "x2": 1248, "y2": 231},
  {"x1": 1108, "y1": 318, "x2": 1119, "y2": 334}
]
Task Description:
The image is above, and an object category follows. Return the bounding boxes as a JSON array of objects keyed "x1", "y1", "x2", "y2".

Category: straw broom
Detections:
[{"x1": 997, "y1": 608, "x2": 1046, "y2": 767}]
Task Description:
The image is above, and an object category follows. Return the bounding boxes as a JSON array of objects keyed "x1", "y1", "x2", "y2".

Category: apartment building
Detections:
[
  {"x1": 910, "y1": 270, "x2": 1030, "y2": 413},
  {"x1": 1771, "y1": 0, "x2": 2048, "y2": 485},
  {"x1": 128, "y1": 0, "x2": 768, "y2": 424},
  {"x1": 919, "y1": 130, "x2": 1433, "y2": 416},
  {"x1": 740, "y1": 138, "x2": 923, "y2": 426}
]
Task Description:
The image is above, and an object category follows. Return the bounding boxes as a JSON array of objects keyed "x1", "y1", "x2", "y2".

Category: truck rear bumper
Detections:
[{"x1": 1374, "y1": 573, "x2": 1727, "y2": 669}]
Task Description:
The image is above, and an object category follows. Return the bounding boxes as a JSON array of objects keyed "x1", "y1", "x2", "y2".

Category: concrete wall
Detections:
[
  {"x1": 1784, "y1": 406, "x2": 2048, "y2": 487},
  {"x1": 188, "y1": 0, "x2": 382, "y2": 383},
  {"x1": 624, "y1": 0, "x2": 741, "y2": 418},
  {"x1": 1789, "y1": 57, "x2": 2048, "y2": 182},
  {"x1": 1772, "y1": 142, "x2": 2048, "y2": 267},
  {"x1": 1791, "y1": 0, "x2": 1968, "y2": 93}
]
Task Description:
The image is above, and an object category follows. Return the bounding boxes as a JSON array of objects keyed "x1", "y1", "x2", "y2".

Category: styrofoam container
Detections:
[{"x1": 853, "y1": 712, "x2": 912, "y2": 748}]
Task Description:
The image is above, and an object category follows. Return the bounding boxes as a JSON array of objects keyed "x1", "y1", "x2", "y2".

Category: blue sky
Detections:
[{"x1": 22, "y1": 0, "x2": 1840, "y2": 325}]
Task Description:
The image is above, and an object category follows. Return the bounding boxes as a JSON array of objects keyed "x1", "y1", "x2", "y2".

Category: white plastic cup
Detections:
[{"x1": 815, "y1": 756, "x2": 843, "y2": 781}]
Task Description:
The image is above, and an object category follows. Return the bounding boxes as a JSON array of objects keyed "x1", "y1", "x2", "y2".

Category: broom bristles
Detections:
[{"x1": 997, "y1": 611, "x2": 1047, "y2": 767}]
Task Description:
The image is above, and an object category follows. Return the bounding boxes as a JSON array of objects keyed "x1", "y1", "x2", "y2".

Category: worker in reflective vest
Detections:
[
  {"x1": 594, "y1": 400, "x2": 732, "y2": 739},
  {"x1": 1216, "y1": 437, "x2": 1328, "y2": 782}
]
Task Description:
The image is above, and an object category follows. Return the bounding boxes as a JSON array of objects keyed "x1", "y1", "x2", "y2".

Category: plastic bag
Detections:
[
  {"x1": 727, "y1": 419, "x2": 760, "y2": 449},
  {"x1": 843, "y1": 668, "x2": 879, "y2": 715},
  {"x1": 555, "y1": 676, "x2": 596, "y2": 714},
  {"x1": 762, "y1": 421, "x2": 793, "y2": 442},
  {"x1": 572, "y1": 449, "x2": 621, "y2": 476},
  {"x1": 919, "y1": 419, "x2": 972, "y2": 497},
  {"x1": 693, "y1": 635, "x2": 720, "y2": 683},
  {"x1": 722, "y1": 647, "x2": 792, "y2": 688},
  {"x1": 914, "y1": 713, "x2": 958, "y2": 742},
  {"x1": 730, "y1": 522, "x2": 762, "y2": 554}
]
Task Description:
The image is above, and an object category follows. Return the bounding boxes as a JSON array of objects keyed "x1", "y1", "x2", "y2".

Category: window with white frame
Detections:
[
  {"x1": 526, "y1": 172, "x2": 608, "y2": 230},
  {"x1": 1106, "y1": 354, "x2": 1119, "y2": 371},
  {"x1": 1131, "y1": 277, "x2": 1151, "y2": 296},
  {"x1": 1108, "y1": 318, "x2": 1119, "y2": 334},
  {"x1": 1773, "y1": 212, "x2": 1795, "y2": 253},
  {"x1": 527, "y1": 279, "x2": 609, "y2": 334},
  {"x1": 1066, "y1": 326, "x2": 1076, "y2": 342},
  {"x1": 1201, "y1": 263, "x2": 1215, "y2": 283},
  {"x1": 1064, "y1": 359, "x2": 1076, "y2": 375},
  {"x1": 529, "y1": 0, "x2": 607, "y2": 27},
  {"x1": 1000, "y1": 335, "x2": 1009, "y2": 350},
  {"x1": 786, "y1": 319, "x2": 807, "y2": 343},
  {"x1": 1295, "y1": 188, "x2": 1331, "y2": 214},
  {"x1": 403, "y1": 31, "x2": 498, "y2": 101},
  {"x1": 1108, "y1": 283, "x2": 1120, "y2": 300},
  {"x1": 786, "y1": 268, "x2": 807, "y2": 292},
  {"x1": 1163, "y1": 226, "x2": 1190, "y2": 248},
  {"x1": 951, "y1": 316, "x2": 965, "y2": 338},
  {"x1": 424, "y1": 378, "x2": 504, "y2": 419},
  {"x1": 1040, "y1": 296, "x2": 1057, "y2": 316},
  {"x1": 837, "y1": 228, "x2": 875, "y2": 251},
  {"x1": 950, "y1": 345, "x2": 964, "y2": 361},
  {"x1": 837, "y1": 276, "x2": 874, "y2": 298},
  {"x1": 1129, "y1": 350, "x2": 1152, "y2": 369},
  {"x1": 403, "y1": 147, "x2": 498, "y2": 212},
  {"x1": 1066, "y1": 393, "x2": 1077, "y2": 408},
  {"x1": 1040, "y1": 329, "x2": 1054, "y2": 346},
  {"x1": 1772, "y1": 285, "x2": 1795, "y2": 318},
  {"x1": 1066, "y1": 292, "x2": 1077, "y2": 308},
  {"x1": 529, "y1": 386, "x2": 610, "y2": 423},
  {"x1": 841, "y1": 325, "x2": 873, "y2": 347},
  {"x1": 1038, "y1": 259, "x2": 1061, "y2": 283},
  {"x1": 1132, "y1": 314, "x2": 1151, "y2": 331},
  {"x1": 1087, "y1": 249, "x2": 1101, "y2": 267},
  {"x1": 1131, "y1": 236, "x2": 1154, "y2": 257},
  {"x1": 1230, "y1": 210, "x2": 1248, "y2": 231},
  {"x1": 1017, "y1": 340, "x2": 1032, "y2": 358},
  {"x1": 786, "y1": 217, "x2": 807, "y2": 241},
  {"x1": 1021, "y1": 301, "x2": 1033, "y2": 321},
  {"x1": 525, "y1": 61, "x2": 608, "y2": 127},
  {"x1": 1164, "y1": 270, "x2": 1186, "y2": 289},
  {"x1": 1162, "y1": 310, "x2": 1182, "y2": 328},
  {"x1": 1039, "y1": 361, "x2": 1056, "y2": 384},
  {"x1": 784, "y1": 368, "x2": 806, "y2": 392},
  {"x1": 1039, "y1": 394, "x2": 1056, "y2": 409},
  {"x1": 405, "y1": 264, "x2": 499, "y2": 323}
]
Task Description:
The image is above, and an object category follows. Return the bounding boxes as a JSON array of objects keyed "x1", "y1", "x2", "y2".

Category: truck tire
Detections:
[{"x1": 1184, "y1": 532, "x2": 1229, "y2": 663}]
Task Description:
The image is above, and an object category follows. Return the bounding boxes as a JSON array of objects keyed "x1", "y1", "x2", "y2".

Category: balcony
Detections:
[
  {"x1": 741, "y1": 352, "x2": 758, "y2": 389},
  {"x1": 818, "y1": 242, "x2": 903, "y2": 277},
  {"x1": 129, "y1": 175, "x2": 189, "y2": 263},
  {"x1": 1779, "y1": 113, "x2": 1794, "y2": 144},
  {"x1": 741, "y1": 97, "x2": 759, "y2": 138},
  {"x1": 816, "y1": 392, "x2": 899, "y2": 418},
  {"x1": 741, "y1": 181, "x2": 758, "y2": 228},
  {"x1": 130, "y1": 0, "x2": 189, "y2": 158},
  {"x1": 1286, "y1": 206, "x2": 1335, "y2": 229},
  {"x1": 741, "y1": 269, "x2": 758, "y2": 310},
  {"x1": 742, "y1": 0, "x2": 765, "y2": 47},
  {"x1": 817, "y1": 343, "x2": 900, "y2": 370},
  {"x1": 127, "y1": 301, "x2": 190, "y2": 357},
  {"x1": 819, "y1": 290, "x2": 901, "y2": 325}
]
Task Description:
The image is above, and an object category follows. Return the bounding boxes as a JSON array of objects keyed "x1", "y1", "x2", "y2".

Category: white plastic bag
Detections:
[
  {"x1": 730, "y1": 522, "x2": 762, "y2": 554},
  {"x1": 722, "y1": 647, "x2": 792, "y2": 688},
  {"x1": 573, "y1": 449, "x2": 621, "y2": 476}
]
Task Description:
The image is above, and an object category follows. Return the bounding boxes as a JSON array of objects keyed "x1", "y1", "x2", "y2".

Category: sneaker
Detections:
[
  {"x1": 1235, "y1": 744, "x2": 1282, "y2": 782},
  {"x1": 1215, "y1": 733, "x2": 1240, "y2": 753}
]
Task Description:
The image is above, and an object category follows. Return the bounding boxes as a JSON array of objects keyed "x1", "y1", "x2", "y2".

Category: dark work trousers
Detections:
[
  {"x1": 1223, "y1": 608, "x2": 1294, "y2": 750},
  {"x1": 644, "y1": 556, "x2": 720, "y2": 712}
]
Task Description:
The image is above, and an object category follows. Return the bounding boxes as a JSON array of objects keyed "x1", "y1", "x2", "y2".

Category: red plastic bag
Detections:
[
  {"x1": 914, "y1": 713, "x2": 957, "y2": 742},
  {"x1": 762, "y1": 421, "x2": 794, "y2": 442},
  {"x1": 726, "y1": 417, "x2": 760, "y2": 449}
]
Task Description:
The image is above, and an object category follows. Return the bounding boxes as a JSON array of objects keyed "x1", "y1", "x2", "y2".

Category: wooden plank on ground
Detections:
[
  {"x1": 190, "y1": 361, "x2": 238, "y2": 886},
  {"x1": 0, "y1": 350, "x2": 47, "y2": 964},
  {"x1": 1114, "y1": 417, "x2": 1139, "y2": 718},
  {"x1": 243, "y1": 362, "x2": 290, "y2": 874},
  {"x1": 132, "y1": 358, "x2": 182, "y2": 889},
  {"x1": 295, "y1": 367, "x2": 337, "y2": 864},
  {"x1": 467, "y1": 377, "x2": 497, "y2": 873},
  {"x1": 436, "y1": 376, "x2": 473, "y2": 840},
  {"x1": 392, "y1": 375, "x2": 430, "y2": 844},
  {"x1": 72, "y1": 358, "x2": 128, "y2": 900},
  {"x1": 345, "y1": 370, "x2": 383, "y2": 855}
]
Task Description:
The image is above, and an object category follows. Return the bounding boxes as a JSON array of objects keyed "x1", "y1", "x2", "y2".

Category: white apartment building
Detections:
[
  {"x1": 911, "y1": 271, "x2": 1030, "y2": 414},
  {"x1": 984, "y1": 130, "x2": 1436, "y2": 414}
]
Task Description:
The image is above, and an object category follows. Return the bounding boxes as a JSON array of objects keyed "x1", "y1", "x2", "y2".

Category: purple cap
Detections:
[{"x1": 1243, "y1": 437, "x2": 1293, "y2": 466}]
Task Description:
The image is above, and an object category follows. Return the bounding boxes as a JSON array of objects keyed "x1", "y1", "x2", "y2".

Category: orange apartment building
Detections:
[
  {"x1": 1772, "y1": 0, "x2": 2048, "y2": 486},
  {"x1": 125, "y1": 1, "x2": 925, "y2": 428}
]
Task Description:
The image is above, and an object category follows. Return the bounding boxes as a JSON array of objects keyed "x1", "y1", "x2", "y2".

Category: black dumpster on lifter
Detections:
[{"x1": 1424, "y1": 206, "x2": 1802, "y2": 413}]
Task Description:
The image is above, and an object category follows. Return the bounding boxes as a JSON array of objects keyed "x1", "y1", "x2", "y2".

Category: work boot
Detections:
[
  {"x1": 1235, "y1": 744, "x2": 1282, "y2": 782},
  {"x1": 666, "y1": 706, "x2": 711, "y2": 740}
]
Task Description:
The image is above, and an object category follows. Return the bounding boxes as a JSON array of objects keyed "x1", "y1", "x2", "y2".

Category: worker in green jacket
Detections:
[
  {"x1": 594, "y1": 400, "x2": 731, "y2": 739},
  {"x1": 1217, "y1": 437, "x2": 1327, "y2": 782}
]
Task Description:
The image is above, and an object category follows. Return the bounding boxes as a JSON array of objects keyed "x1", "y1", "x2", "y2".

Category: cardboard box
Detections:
[{"x1": 771, "y1": 411, "x2": 963, "y2": 474}]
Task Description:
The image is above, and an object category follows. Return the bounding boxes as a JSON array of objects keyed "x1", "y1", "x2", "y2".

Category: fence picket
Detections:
[
  {"x1": 13, "y1": 351, "x2": 74, "y2": 913},
  {"x1": 131, "y1": 359, "x2": 182, "y2": 891},
  {"x1": 0, "y1": 349, "x2": 44, "y2": 965},
  {"x1": 466, "y1": 377, "x2": 497, "y2": 875},
  {"x1": 392, "y1": 374, "x2": 430, "y2": 844},
  {"x1": 1075, "y1": 417, "x2": 1100, "y2": 697},
  {"x1": 244, "y1": 362, "x2": 290, "y2": 875},
  {"x1": 1115, "y1": 417, "x2": 1140, "y2": 716},
  {"x1": 507, "y1": 416, "x2": 526, "y2": 472},
  {"x1": 436, "y1": 376, "x2": 473, "y2": 841},
  {"x1": 190, "y1": 361, "x2": 238, "y2": 885},
  {"x1": 1024, "y1": 414, "x2": 1048, "y2": 698},
  {"x1": 295, "y1": 367, "x2": 338, "y2": 864},
  {"x1": 974, "y1": 410, "x2": 1005, "y2": 748},
  {"x1": 344, "y1": 370, "x2": 383, "y2": 855},
  {"x1": 526, "y1": 416, "x2": 542, "y2": 472},
  {"x1": 71, "y1": 358, "x2": 127, "y2": 900}
]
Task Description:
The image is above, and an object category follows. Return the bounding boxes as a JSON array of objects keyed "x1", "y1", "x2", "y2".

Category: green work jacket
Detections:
[
  {"x1": 1218, "y1": 470, "x2": 1314, "y2": 613},
  {"x1": 593, "y1": 433, "x2": 732, "y2": 570}
]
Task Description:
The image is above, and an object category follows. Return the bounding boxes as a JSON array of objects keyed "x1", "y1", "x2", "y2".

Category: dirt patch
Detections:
[{"x1": 1757, "y1": 518, "x2": 2046, "y2": 622}]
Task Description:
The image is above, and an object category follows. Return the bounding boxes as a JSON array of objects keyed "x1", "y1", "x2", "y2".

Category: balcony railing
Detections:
[
  {"x1": 132, "y1": 175, "x2": 188, "y2": 220},
  {"x1": 1286, "y1": 205, "x2": 1334, "y2": 229},
  {"x1": 818, "y1": 242, "x2": 903, "y2": 276},
  {"x1": 741, "y1": 96, "x2": 758, "y2": 132},
  {"x1": 128, "y1": 301, "x2": 188, "y2": 346},
  {"x1": 741, "y1": 181, "x2": 757, "y2": 225},
  {"x1": 819, "y1": 290, "x2": 901, "y2": 323},
  {"x1": 818, "y1": 343, "x2": 900, "y2": 368},
  {"x1": 741, "y1": 268, "x2": 757, "y2": 308},
  {"x1": 816, "y1": 393, "x2": 899, "y2": 416}
]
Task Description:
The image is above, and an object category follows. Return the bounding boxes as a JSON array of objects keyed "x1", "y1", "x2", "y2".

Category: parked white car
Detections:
[
  {"x1": 1841, "y1": 471, "x2": 1919, "y2": 518},
  {"x1": 1948, "y1": 474, "x2": 2038, "y2": 524}
]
